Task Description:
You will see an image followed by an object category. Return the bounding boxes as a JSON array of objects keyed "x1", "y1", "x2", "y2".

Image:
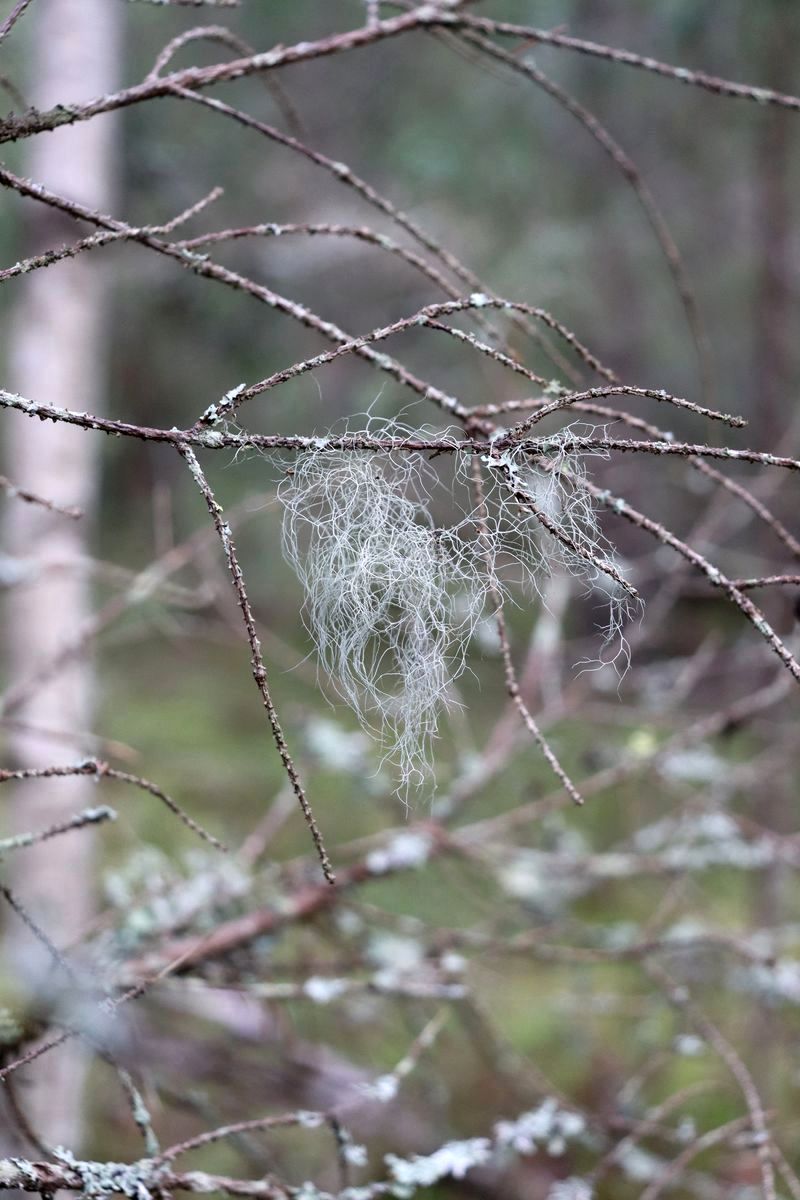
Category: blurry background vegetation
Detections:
[{"x1": 1, "y1": 2, "x2": 799, "y2": 1195}]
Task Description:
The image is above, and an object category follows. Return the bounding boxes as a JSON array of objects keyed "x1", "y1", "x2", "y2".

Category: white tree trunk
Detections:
[{"x1": 1, "y1": 0, "x2": 120, "y2": 1151}]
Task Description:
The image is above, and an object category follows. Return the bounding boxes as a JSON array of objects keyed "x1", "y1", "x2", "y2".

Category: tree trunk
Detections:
[{"x1": 1, "y1": 0, "x2": 120, "y2": 1152}]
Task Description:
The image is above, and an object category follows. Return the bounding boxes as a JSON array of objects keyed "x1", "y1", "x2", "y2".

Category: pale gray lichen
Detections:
[
  {"x1": 674, "y1": 1033, "x2": 705, "y2": 1057},
  {"x1": 279, "y1": 424, "x2": 483, "y2": 791},
  {"x1": 341, "y1": 1140, "x2": 368, "y2": 1168},
  {"x1": 297, "y1": 1110, "x2": 325, "y2": 1129},
  {"x1": 614, "y1": 1144, "x2": 664, "y2": 1183},
  {"x1": 305, "y1": 717, "x2": 373, "y2": 774},
  {"x1": 52, "y1": 1149, "x2": 164, "y2": 1200},
  {"x1": 0, "y1": 1006, "x2": 24, "y2": 1046},
  {"x1": 386, "y1": 1137, "x2": 492, "y2": 1192},
  {"x1": 548, "y1": 1180, "x2": 593, "y2": 1200},
  {"x1": 494, "y1": 1100, "x2": 586, "y2": 1158},
  {"x1": 5, "y1": 1159, "x2": 41, "y2": 1187},
  {"x1": 358, "y1": 1073, "x2": 399, "y2": 1104},
  {"x1": 198, "y1": 430, "x2": 225, "y2": 448},
  {"x1": 365, "y1": 831, "x2": 433, "y2": 874},
  {"x1": 103, "y1": 845, "x2": 251, "y2": 949},
  {"x1": 303, "y1": 976, "x2": 351, "y2": 1005},
  {"x1": 279, "y1": 416, "x2": 633, "y2": 792}
]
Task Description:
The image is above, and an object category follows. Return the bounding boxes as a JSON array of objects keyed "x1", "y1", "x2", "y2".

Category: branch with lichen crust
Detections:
[{"x1": 177, "y1": 444, "x2": 335, "y2": 884}]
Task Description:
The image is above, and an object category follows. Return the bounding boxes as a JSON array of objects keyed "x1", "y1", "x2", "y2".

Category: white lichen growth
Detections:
[
  {"x1": 367, "y1": 932, "x2": 425, "y2": 973},
  {"x1": 548, "y1": 1180, "x2": 593, "y2": 1200},
  {"x1": 494, "y1": 1100, "x2": 586, "y2": 1158},
  {"x1": 381, "y1": 1100, "x2": 587, "y2": 1197},
  {"x1": 279, "y1": 417, "x2": 634, "y2": 793},
  {"x1": 305, "y1": 716, "x2": 373, "y2": 773},
  {"x1": 739, "y1": 957, "x2": 800, "y2": 1006},
  {"x1": 359, "y1": 1073, "x2": 400, "y2": 1104},
  {"x1": 280, "y1": 427, "x2": 484, "y2": 791},
  {"x1": 366, "y1": 830, "x2": 433, "y2": 874},
  {"x1": 385, "y1": 1138, "x2": 492, "y2": 1191},
  {"x1": 342, "y1": 1139, "x2": 369, "y2": 1168},
  {"x1": 51, "y1": 1150, "x2": 162, "y2": 1200},
  {"x1": 303, "y1": 976, "x2": 351, "y2": 1005},
  {"x1": 674, "y1": 1033, "x2": 705, "y2": 1057},
  {"x1": 634, "y1": 808, "x2": 775, "y2": 871},
  {"x1": 103, "y1": 845, "x2": 250, "y2": 947},
  {"x1": 615, "y1": 1144, "x2": 663, "y2": 1183}
]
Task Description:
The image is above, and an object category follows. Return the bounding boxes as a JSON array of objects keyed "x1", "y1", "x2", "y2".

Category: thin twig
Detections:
[
  {"x1": 458, "y1": 12, "x2": 800, "y2": 113},
  {"x1": 459, "y1": 27, "x2": 715, "y2": 404},
  {"x1": 176, "y1": 444, "x2": 335, "y2": 883},
  {"x1": 470, "y1": 456, "x2": 584, "y2": 804},
  {"x1": 0, "y1": 761, "x2": 225, "y2": 851},
  {"x1": 0, "y1": 804, "x2": 115, "y2": 853},
  {"x1": 0, "y1": 474, "x2": 82, "y2": 518},
  {"x1": 0, "y1": 0, "x2": 34, "y2": 47}
]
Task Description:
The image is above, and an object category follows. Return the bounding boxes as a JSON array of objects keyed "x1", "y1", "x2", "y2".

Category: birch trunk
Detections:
[{"x1": 1, "y1": 0, "x2": 120, "y2": 1151}]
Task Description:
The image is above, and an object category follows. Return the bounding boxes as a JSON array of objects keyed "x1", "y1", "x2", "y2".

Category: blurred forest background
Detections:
[{"x1": 1, "y1": 2, "x2": 799, "y2": 1198}]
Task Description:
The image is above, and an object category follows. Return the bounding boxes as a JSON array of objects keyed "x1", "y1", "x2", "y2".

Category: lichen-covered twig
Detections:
[{"x1": 177, "y1": 445, "x2": 335, "y2": 883}]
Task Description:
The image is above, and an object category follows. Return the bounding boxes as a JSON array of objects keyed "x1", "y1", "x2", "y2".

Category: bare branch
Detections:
[{"x1": 177, "y1": 444, "x2": 335, "y2": 884}]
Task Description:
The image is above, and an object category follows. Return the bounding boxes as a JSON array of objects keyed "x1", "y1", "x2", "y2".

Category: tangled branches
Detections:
[{"x1": 1, "y1": 2, "x2": 800, "y2": 1199}]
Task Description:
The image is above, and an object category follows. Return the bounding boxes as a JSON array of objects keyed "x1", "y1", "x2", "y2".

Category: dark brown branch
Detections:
[
  {"x1": 458, "y1": 13, "x2": 800, "y2": 113},
  {"x1": 0, "y1": 5, "x2": 446, "y2": 145}
]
